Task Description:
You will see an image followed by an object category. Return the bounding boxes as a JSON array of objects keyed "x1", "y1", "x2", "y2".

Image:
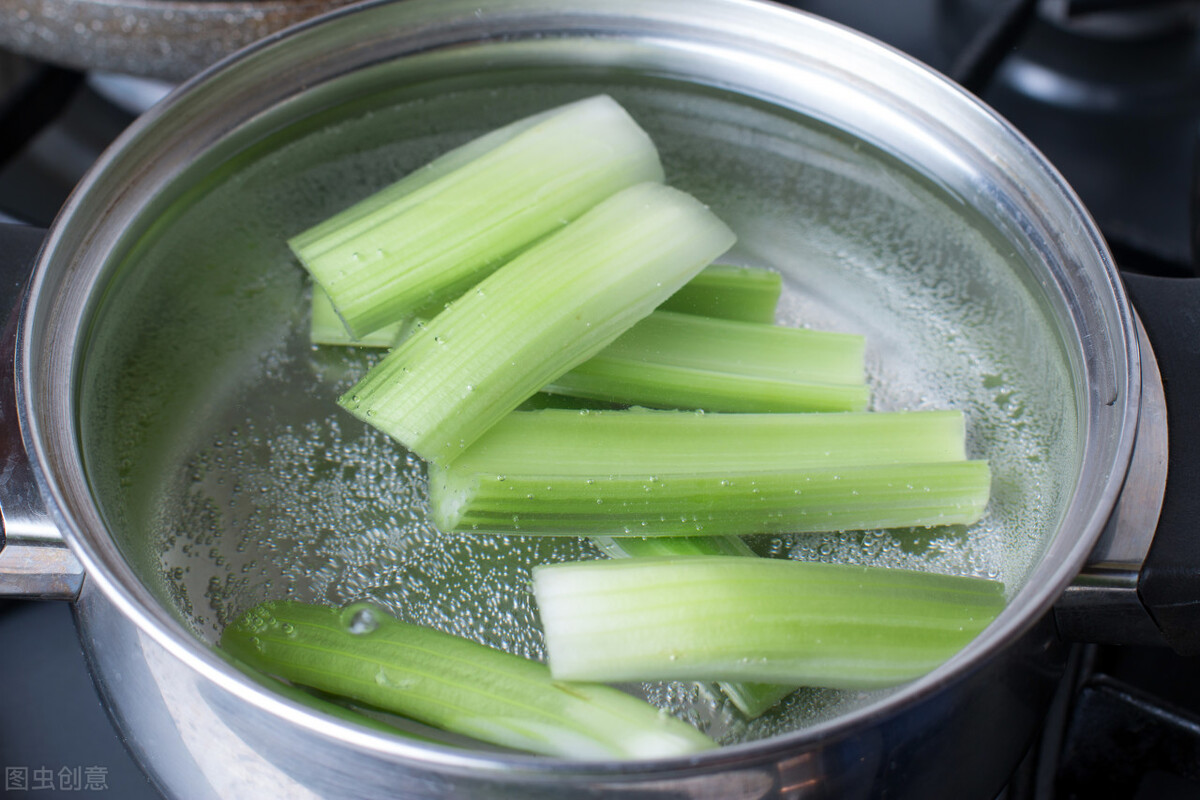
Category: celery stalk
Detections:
[
  {"x1": 543, "y1": 310, "x2": 867, "y2": 412},
  {"x1": 310, "y1": 263, "x2": 780, "y2": 349},
  {"x1": 428, "y1": 409, "x2": 989, "y2": 535},
  {"x1": 592, "y1": 535, "x2": 756, "y2": 559},
  {"x1": 290, "y1": 95, "x2": 665, "y2": 337},
  {"x1": 593, "y1": 534, "x2": 795, "y2": 717},
  {"x1": 220, "y1": 600, "x2": 715, "y2": 759},
  {"x1": 435, "y1": 459, "x2": 989, "y2": 536},
  {"x1": 437, "y1": 408, "x2": 972, "y2": 474},
  {"x1": 310, "y1": 286, "x2": 408, "y2": 347},
  {"x1": 223, "y1": 652, "x2": 444, "y2": 743},
  {"x1": 712, "y1": 682, "x2": 796, "y2": 720},
  {"x1": 533, "y1": 556, "x2": 1005, "y2": 688},
  {"x1": 593, "y1": 534, "x2": 795, "y2": 718},
  {"x1": 657, "y1": 264, "x2": 781, "y2": 322},
  {"x1": 339, "y1": 183, "x2": 736, "y2": 465}
]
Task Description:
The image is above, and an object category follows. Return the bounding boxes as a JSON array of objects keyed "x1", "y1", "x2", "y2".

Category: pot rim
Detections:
[{"x1": 18, "y1": 0, "x2": 1140, "y2": 777}]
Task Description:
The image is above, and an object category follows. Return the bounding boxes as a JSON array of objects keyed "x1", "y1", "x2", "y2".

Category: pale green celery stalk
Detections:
[
  {"x1": 428, "y1": 408, "x2": 989, "y2": 536},
  {"x1": 543, "y1": 310, "x2": 867, "y2": 412},
  {"x1": 223, "y1": 651, "x2": 443, "y2": 743},
  {"x1": 310, "y1": 263, "x2": 778, "y2": 349},
  {"x1": 220, "y1": 600, "x2": 715, "y2": 759},
  {"x1": 339, "y1": 183, "x2": 736, "y2": 465},
  {"x1": 436, "y1": 459, "x2": 989, "y2": 536},
  {"x1": 657, "y1": 264, "x2": 781, "y2": 323},
  {"x1": 591, "y1": 535, "x2": 756, "y2": 559},
  {"x1": 533, "y1": 556, "x2": 1005, "y2": 688},
  {"x1": 717, "y1": 682, "x2": 798, "y2": 721},
  {"x1": 310, "y1": 285, "x2": 408, "y2": 347},
  {"x1": 290, "y1": 94, "x2": 665, "y2": 338},
  {"x1": 436, "y1": 407, "x2": 970, "y2": 476},
  {"x1": 593, "y1": 534, "x2": 794, "y2": 718}
]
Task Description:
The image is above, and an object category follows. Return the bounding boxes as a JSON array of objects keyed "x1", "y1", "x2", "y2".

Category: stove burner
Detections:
[
  {"x1": 940, "y1": 0, "x2": 1200, "y2": 274},
  {"x1": 1045, "y1": 0, "x2": 1200, "y2": 40}
]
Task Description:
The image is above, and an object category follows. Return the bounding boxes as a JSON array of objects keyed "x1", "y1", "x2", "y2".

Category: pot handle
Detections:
[
  {"x1": 1121, "y1": 273, "x2": 1200, "y2": 654},
  {"x1": 0, "y1": 222, "x2": 83, "y2": 600},
  {"x1": 1057, "y1": 272, "x2": 1200, "y2": 652}
]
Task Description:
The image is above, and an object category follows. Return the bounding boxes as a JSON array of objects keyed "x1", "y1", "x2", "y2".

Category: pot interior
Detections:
[{"x1": 66, "y1": 2, "x2": 1098, "y2": 751}]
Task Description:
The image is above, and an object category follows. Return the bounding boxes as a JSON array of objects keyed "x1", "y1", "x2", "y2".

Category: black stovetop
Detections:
[{"x1": 1, "y1": 2, "x2": 1199, "y2": 799}]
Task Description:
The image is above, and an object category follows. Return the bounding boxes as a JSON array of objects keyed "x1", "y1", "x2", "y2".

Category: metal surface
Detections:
[
  {"x1": 0, "y1": 0, "x2": 1153, "y2": 796},
  {"x1": 0, "y1": 224, "x2": 82, "y2": 599},
  {"x1": 74, "y1": 577, "x2": 1065, "y2": 799},
  {"x1": 1054, "y1": 317, "x2": 1168, "y2": 646},
  {"x1": 0, "y1": 0, "x2": 361, "y2": 81}
]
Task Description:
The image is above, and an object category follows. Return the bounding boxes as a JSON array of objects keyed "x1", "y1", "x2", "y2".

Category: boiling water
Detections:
[{"x1": 80, "y1": 78, "x2": 1075, "y2": 747}]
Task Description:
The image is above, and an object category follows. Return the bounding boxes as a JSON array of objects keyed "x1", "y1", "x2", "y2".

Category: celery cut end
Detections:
[{"x1": 291, "y1": 95, "x2": 666, "y2": 338}]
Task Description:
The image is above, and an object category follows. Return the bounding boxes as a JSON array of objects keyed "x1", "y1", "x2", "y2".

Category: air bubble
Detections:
[{"x1": 341, "y1": 603, "x2": 380, "y2": 635}]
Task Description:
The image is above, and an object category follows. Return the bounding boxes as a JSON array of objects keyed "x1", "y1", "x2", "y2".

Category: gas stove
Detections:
[{"x1": 0, "y1": 2, "x2": 1198, "y2": 798}]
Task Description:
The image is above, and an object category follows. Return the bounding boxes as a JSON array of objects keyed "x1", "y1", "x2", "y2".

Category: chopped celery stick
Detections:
[
  {"x1": 310, "y1": 285, "x2": 408, "y2": 348},
  {"x1": 436, "y1": 407, "x2": 970, "y2": 476},
  {"x1": 428, "y1": 408, "x2": 989, "y2": 535},
  {"x1": 290, "y1": 95, "x2": 665, "y2": 337},
  {"x1": 221, "y1": 648, "x2": 445, "y2": 742},
  {"x1": 543, "y1": 310, "x2": 867, "y2": 412},
  {"x1": 220, "y1": 600, "x2": 715, "y2": 759},
  {"x1": 533, "y1": 556, "x2": 1005, "y2": 688},
  {"x1": 718, "y1": 683, "x2": 797, "y2": 720},
  {"x1": 592, "y1": 535, "x2": 756, "y2": 559},
  {"x1": 340, "y1": 183, "x2": 736, "y2": 465},
  {"x1": 435, "y1": 459, "x2": 989, "y2": 536},
  {"x1": 311, "y1": 263, "x2": 778, "y2": 349},
  {"x1": 658, "y1": 263, "x2": 781, "y2": 323},
  {"x1": 593, "y1": 534, "x2": 794, "y2": 718}
]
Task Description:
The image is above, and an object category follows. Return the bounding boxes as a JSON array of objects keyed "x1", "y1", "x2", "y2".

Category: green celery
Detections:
[
  {"x1": 428, "y1": 408, "x2": 989, "y2": 535},
  {"x1": 220, "y1": 600, "x2": 715, "y2": 759},
  {"x1": 716, "y1": 682, "x2": 798, "y2": 720},
  {"x1": 591, "y1": 535, "x2": 756, "y2": 559},
  {"x1": 543, "y1": 310, "x2": 867, "y2": 412},
  {"x1": 594, "y1": 534, "x2": 794, "y2": 718},
  {"x1": 309, "y1": 263, "x2": 781, "y2": 349},
  {"x1": 339, "y1": 183, "x2": 736, "y2": 465},
  {"x1": 310, "y1": 285, "x2": 408, "y2": 348},
  {"x1": 533, "y1": 556, "x2": 1005, "y2": 688},
  {"x1": 224, "y1": 652, "x2": 443, "y2": 743},
  {"x1": 658, "y1": 263, "x2": 781, "y2": 323},
  {"x1": 435, "y1": 460, "x2": 989, "y2": 536},
  {"x1": 436, "y1": 408, "x2": 972, "y2": 474},
  {"x1": 290, "y1": 95, "x2": 665, "y2": 337}
]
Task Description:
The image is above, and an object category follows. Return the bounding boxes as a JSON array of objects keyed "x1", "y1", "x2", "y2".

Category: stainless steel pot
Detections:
[
  {"x1": 0, "y1": 0, "x2": 358, "y2": 80},
  {"x1": 1, "y1": 1, "x2": 1196, "y2": 797}
]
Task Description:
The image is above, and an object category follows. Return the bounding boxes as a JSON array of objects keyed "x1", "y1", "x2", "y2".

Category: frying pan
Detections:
[{"x1": 1, "y1": 0, "x2": 1198, "y2": 797}]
